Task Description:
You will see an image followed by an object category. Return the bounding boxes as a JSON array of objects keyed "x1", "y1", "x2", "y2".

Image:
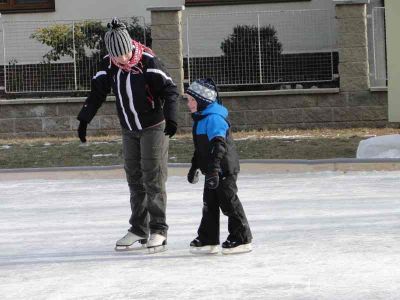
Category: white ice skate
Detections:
[
  {"x1": 115, "y1": 231, "x2": 147, "y2": 252},
  {"x1": 190, "y1": 245, "x2": 219, "y2": 255},
  {"x1": 147, "y1": 233, "x2": 167, "y2": 254},
  {"x1": 221, "y1": 242, "x2": 252, "y2": 255},
  {"x1": 189, "y1": 238, "x2": 219, "y2": 255}
]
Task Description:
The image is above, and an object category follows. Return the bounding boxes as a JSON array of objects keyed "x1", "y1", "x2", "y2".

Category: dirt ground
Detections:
[{"x1": 0, "y1": 128, "x2": 399, "y2": 168}]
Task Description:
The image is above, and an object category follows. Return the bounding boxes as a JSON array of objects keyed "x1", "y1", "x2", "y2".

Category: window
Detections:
[
  {"x1": 185, "y1": 0, "x2": 310, "y2": 6},
  {"x1": 0, "y1": 0, "x2": 55, "y2": 13}
]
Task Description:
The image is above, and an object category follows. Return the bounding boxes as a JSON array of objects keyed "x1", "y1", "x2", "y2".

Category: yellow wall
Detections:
[{"x1": 386, "y1": 1, "x2": 400, "y2": 121}]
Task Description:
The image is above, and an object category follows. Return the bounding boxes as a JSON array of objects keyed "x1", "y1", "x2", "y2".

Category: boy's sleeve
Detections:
[
  {"x1": 190, "y1": 150, "x2": 199, "y2": 169},
  {"x1": 77, "y1": 58, "x2": 112, "y2": 123},
  {"x1": 206, "y1": 114, "x2": 229, "y2": 173},
  {"x1": 145, "y1": 56, "x2": 179, "y2": 124}
]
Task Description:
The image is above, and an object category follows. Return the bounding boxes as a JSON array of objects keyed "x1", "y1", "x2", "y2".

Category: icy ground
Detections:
[{"x1": 1, "y1": 171, "x2": 400, "y2": 300}]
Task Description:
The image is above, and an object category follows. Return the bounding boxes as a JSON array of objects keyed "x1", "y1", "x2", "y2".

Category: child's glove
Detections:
[
  {"x1": 187, "y1": 167, "x2": 200, "y2": 184},
  {"x1": 78, "y1": 121, "x2": 88, "y2": 143},
  {"x1": 205, "y1": 171, "x2": 219, "y2": 189}
]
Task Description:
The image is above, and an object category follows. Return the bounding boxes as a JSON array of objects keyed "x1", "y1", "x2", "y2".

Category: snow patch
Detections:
[
  {"x1": 235, "y1": 135, "x2": 257, "y2": 141},
  {"x1": 235, "y1": 135, "x2": 320, "y2": 141},
  {"x1": 92, "y1": 141, "x2": 111, "y2": 145},
  {"x1": 92, "y1": 154, "x2": 116, "y2": 158},
  {"x1": 357, "y1": 134, "x2": 400, "y2": 158}
]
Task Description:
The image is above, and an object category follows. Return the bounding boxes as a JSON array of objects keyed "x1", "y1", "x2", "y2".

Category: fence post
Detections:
[
  {"x1": 72, "y1": 20, "x2": 78, "y2": 91},
  {"x1": 186, "y1": 15, "x2": 191, "y2": 84},
  {"x1": 147, "y1": 6, "x2": 185, "y2": 94},
  {"x1": 386, "y1": 1, "x2": 400, "y2": 122},
  {"x1": 140, "y1": 16, "x2": 147, "y2": 46},
  {"x1": 257, "y1": 14, "x2": 263, "y2": 84},
  {"x1": 335, "y1": 0, "x2": 370, "y2": 92},
  {"x1": 1, "y1": 14, "x2": 6, "y2": 93}
]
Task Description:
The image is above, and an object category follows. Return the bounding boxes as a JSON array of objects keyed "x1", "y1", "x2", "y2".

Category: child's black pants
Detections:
[{"x1": 197, "y1": 174, "x2": 252, "y2": 245}]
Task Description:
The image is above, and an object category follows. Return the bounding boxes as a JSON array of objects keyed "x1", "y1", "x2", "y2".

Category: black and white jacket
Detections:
[{"x1": 77, "y1": 52, "x2": 179, "y2": 131}]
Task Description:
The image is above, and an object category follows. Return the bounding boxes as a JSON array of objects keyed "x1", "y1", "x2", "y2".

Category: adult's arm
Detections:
[
  {"x1": 77, "y1": 57, "x2": 112, "y2": 123},
  {"x1": 145, "y1": 56, "x2": 179, "y2": 124}
]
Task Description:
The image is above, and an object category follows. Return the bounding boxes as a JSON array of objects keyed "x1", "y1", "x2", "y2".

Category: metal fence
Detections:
[
  {"x1": 370, "y1": 7, "x2": 387, "y2": 84},
  {"x1": 0, "y1": 16, "x2": 147, "y2": 93},
  {"x1": 184, "y1": 9, "x2": 336, "y2": 89}
]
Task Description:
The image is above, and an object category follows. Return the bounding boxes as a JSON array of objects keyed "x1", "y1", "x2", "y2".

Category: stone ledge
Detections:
[
  {"x1": 370, "y1": 87, "x2": 387, "y2": 92},
  {"x1": 0, "y1": 96, "x2": 116, "y2": 105},
  {"x1": 0, "y1": 89, "x2": 337, "y2": 105},
  {"x1": 181, "y1": 88, "x2": 340, "y2": 99},
  {"x1": 219, "y1": 88, "x2": 340, "y2": 97},
  {"x1": 147, "y1": 6, "x2": 185, "y2": 12},
  {"x1": 334, "y1": 0, "x2": 369, "y2": 5}
]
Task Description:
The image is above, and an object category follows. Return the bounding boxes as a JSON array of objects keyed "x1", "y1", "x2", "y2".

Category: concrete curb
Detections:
[{"x1": 1, "y1": 159, "x2": 400, "y2": 180}]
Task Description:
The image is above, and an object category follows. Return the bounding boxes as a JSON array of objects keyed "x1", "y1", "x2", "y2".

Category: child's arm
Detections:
[
  {"x1": 208, "y1": 137, "x2": 227, "y2": 174},
  {"x1": 190, "y1": 150, "x2": 199, "y2": 169},
  {"x1": 204, "y1": 137, "x2": 227, "y2": 189},
  {"x1": 203, "y1": 114, "x2": 229, "y2": 189},
  {"x1": 187, "y1": 150, "x2": 200, "y2": 184},
  {"x1": 206, "y1": 114, "x2": 229, "y2": 174}
]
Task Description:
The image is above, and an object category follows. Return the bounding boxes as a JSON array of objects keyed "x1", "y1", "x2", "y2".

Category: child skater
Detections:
[{"x1": 185, "y1": 78, "x2": 253, "y2": 255}]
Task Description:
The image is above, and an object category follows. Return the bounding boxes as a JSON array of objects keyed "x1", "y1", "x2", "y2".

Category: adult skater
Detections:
[
  {"x1": 185, "y1": 78, "x2": 253, "y2": 255},
  {"x1": 77, "y1": 18, "x2": 179, "y2": 253}
]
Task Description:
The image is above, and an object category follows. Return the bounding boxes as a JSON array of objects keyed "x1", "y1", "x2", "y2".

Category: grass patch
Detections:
[{"x1": 0, "y1": 128, "x2": 397, "y2": 169}]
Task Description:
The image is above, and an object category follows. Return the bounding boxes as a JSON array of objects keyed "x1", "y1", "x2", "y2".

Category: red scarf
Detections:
[{"x1": 110, "y1": 40, "x2": 154, "y2": 72}]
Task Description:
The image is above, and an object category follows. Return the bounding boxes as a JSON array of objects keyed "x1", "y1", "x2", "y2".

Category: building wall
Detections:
[
  {"x1": 0, "y1": 0, "x2": 333, "y2": 24},
  {"x1": 182, "y1": 0, "x2": 337, "y2": 57},
  {"x1": 0, "y1": 0, "x2": 184, "y2": 23}
]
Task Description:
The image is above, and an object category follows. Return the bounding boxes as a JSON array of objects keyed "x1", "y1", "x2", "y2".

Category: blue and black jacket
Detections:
[{"x1": 191, "y1": 102, "x2": 240, "y2": 175}]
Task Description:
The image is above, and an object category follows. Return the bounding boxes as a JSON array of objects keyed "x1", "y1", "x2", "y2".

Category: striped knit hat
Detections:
[
  {"x1": 186, "y1": 78, "x2": 219, "y2": 110},
  {"x1": 104, "y1": 18, "x2": 134, "y2": 57}
]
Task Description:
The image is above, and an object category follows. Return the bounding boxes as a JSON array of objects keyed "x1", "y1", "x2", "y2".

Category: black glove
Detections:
[
  {"x1": 205, "y1": 171, "x2": 219, "y2": 189},
  {"x1": 78, "y1": 121, "x2": 88, "y2": 143},
  {"x1": 164, "y1": 120, "x2": 177, "y2": 138},
  {"x1": 187, "y1": 167, "x2": 200, "y2": 184}
]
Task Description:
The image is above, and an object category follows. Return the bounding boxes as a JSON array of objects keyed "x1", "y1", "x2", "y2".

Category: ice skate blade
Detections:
[
  {"x1": 222, "y1": 243, "x2": 252, "y2": 255},
  {"x1": 190, "y1": 245, "x2": 219, "y2": 255},
  {"x1": 147, "y1": 245, "x2": 167, "y2": 254},
  {"x1": 114, "y1": 241, "x2": 147, "y2": 252}
]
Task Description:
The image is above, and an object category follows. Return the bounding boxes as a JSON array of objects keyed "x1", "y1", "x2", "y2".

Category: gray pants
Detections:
[{"x1": 122, "y1": 122, "x2": 169, "y2": 238}]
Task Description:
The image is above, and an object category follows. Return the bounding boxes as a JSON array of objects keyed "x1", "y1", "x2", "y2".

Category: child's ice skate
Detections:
[
  {"x1": 189, "y1": 237, "x2": 219, "y2": 255},
  {"x1": 147, "y1": 233, "x2": 167, "y2": 254},
  {"x1": 221, "y1": 239, "x2": 252, "y2": 255},
  {"x1": 115, "y1": 231, "x2": 147, "y2": 252}
]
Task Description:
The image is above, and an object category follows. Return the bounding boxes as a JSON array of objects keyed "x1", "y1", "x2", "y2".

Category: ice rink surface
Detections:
[{"x1": 1, "y1": 170, "x2": 399, "y2": 299}]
